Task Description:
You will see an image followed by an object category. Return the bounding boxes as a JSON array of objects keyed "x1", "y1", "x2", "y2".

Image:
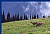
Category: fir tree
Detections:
[
  {"x1": 14, "y1": 14, "x2": 17, "y2": 21},
  {"x1": 17, "y1": 12, "x2": 19, "y2": 20},
  {"x1": 43, "y1": 15, "x2": 45, "y2": 18},
  {"x1": 2, "y1": 11, "x2": 5, "y2": 23},
  {"x1": 20, "y1": 15, "x2": 22, "y2": 20},
  {"x1": 24, "y1": 13, "x2": 28, "y2": 20},
  {"x1": 12, "y1": 14, "x2": 15, "y2": 21},
  {"x1": 7, "y1": 12, "x2": 10, "y2": 22},
  {"x1": 37, "y1": 14, "x2": 38, "y2": 19},
  {"x1": 32, "y1": 15, "x2": 34, "y2": 19},
  {"x1": 30, "y1": 14, "x2": 31, "y2": 19},
  {"x1": 34, "y1": 14, "x2": 36, "y2": 19}
]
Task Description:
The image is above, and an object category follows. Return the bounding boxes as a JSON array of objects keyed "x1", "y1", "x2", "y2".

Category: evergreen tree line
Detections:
[
  {"x1": 2, "y1": 11, "x2": 46, "y2": 23},
  {"x1": 2, "y1": 11, "x2": 28, "y2": 23}
]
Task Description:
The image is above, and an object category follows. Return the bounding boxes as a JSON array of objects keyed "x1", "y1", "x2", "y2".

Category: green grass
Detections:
[{"x1": 2, "y1": 18, "x2": 50, "y2": 34}]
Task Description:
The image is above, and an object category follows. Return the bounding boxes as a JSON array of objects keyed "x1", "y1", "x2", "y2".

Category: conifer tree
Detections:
[
  {"x1": 30, "y1": 14, "x2": 31, "y2": 19},
  {"x1": 34, "y1": 14, "x2": 36, "y2": 19},
  {"x1": 15, "y1": 14, "x2": 17, "y2": 21},
  {"x1": 37, "y1": 14, "x2": 38, "y2": 19},
  {"x1": 2, "y1": 11, "x2": 5, "y2": 23},
  {"x1": 20, "y1": 15, "x2": 22, "y2": 20},
  {"x1": 24, "y1": 13, "x2": 28, "y2": 20},
  {"x1": 12, "y1": 14, "x2": 15, "y2": 21},
  {"x1": 17, "y1": 12, "x2": 19, "y2": 20},
  {"x1": 43, "y1": 15, "x2": 45, "y2": 18},
  {"x1": 7, "y1": 12, "x2": 10, "y2": 22},
  {"x1": 32, "y1": 15, "x2": 34, "y2": 19}
]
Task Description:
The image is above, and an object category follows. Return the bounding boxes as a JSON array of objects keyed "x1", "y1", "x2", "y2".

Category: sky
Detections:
[{"x1": 2, "y1": 2, "x2": 50, "y2": 19}]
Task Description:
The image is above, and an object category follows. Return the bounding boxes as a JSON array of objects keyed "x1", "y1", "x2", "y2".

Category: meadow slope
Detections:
[{"x1": 2, "y1": 18, "x2": 50, "y2": 34}]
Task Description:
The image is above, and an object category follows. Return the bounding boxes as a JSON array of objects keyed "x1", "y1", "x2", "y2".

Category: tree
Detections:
[
  {"x1": 34, "y1": 14, "x2": 36, "y2": 19},
  {"x1": 37, "y1": 14, "x2": 39, "y2": 19},
  {"x1": 48, "y1": 16, "x2": 50, "y2": 17},
  {"x1": 16, "y1": 12, "x2": 19, "y2": 20},
  {"x1": 24, "y1": 13, "x2": 28, "y2": 20},
  {"x1": 2, "y1": 11, "x2": 5, "y2": 23},
  {"x1": 20, "y1": 15, "x2": 22, "y2": 20},
  {"x1": 14, "y1": 14, "x2": 17, "y2": 21},
  {"x1": 30, "y1": 14, "x2": 31, "y2": 19},
  {"x1": 32, "y1": 15, "x2": 34, "y2": 19},
  {"x1": 7, "y1": 12, "x2": 10, "y2": 22},
  {"x1": 12, "y1": 14, "x2": 15, "y2": 21},
  {"x1": 43, "y1": 15, "x2": 45, "y2": 18}
]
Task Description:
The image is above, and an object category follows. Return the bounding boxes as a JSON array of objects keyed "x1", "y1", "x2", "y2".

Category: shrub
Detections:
[{"x1": 28, "y1": 32, "x2": 33, "y2": 34}]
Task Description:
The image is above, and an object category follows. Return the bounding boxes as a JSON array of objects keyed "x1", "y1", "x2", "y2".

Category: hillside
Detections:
[{"x1": 2, "y1": 18, "x2": 50, "y2": 34}]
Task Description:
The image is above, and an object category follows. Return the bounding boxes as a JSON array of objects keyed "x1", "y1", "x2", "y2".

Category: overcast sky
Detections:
[{"x1": 2, "y1": 2, "x2": 50, "y2": 19}]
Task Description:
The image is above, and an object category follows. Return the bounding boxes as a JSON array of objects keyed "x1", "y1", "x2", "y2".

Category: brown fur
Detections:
[{"x1": 30, "y1": 22, "x2": 43, "y2": 27}]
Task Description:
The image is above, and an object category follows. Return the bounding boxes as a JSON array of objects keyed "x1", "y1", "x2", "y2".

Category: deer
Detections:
[{"x1": 30, "y1": 22, "x2": 44, "y2": 27}]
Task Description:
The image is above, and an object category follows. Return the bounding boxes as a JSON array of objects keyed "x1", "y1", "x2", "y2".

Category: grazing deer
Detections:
[
  {"x1": 30, "y1": 22, "x2": 37, "y2": 25},
  {"x1": 30, "y1": 22, "x2": 44, "y2": 27},
  {"x1": 36, "y1": 22, "x2": 43, "y2": 27}
]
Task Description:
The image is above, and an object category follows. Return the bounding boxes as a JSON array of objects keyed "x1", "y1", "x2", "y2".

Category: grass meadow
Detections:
[{"x1": 2, "y1": 18, "x2": 50, "y2": 34}]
